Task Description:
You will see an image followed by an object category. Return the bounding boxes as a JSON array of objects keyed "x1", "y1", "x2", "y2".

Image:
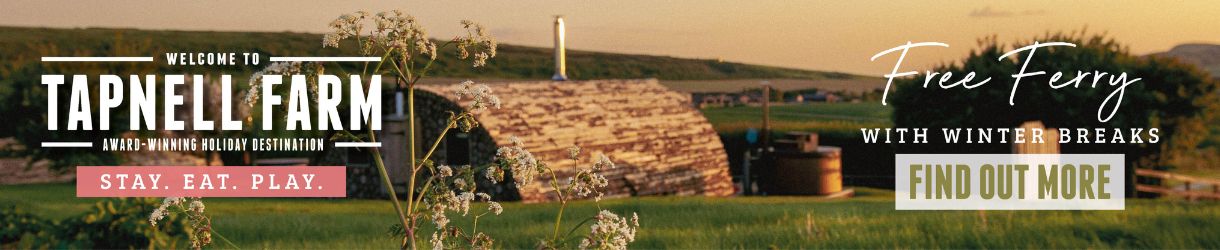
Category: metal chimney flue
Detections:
[{"x1": 552, "y1": 15, "x2": 568, "y2": 81}]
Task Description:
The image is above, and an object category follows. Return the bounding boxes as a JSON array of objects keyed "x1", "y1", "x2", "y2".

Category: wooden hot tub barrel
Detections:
[{"x1": 764, "y1": 146, "x2": 843, "y2": 195}]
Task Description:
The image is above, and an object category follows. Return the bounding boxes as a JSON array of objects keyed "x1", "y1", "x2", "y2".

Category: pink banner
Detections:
[{"x1": 76, "y1": 166, "x2": 346, "y2": 197}]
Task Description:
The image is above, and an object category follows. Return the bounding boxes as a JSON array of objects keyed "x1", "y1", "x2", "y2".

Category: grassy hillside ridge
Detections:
[{"x1": 0, "y1": 26, "x2": 863, "y2": 81}]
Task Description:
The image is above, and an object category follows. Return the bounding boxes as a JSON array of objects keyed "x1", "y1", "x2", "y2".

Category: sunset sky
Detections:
[{"x1": 2, "y1": 0, "x2": 1217, "y2": 76}]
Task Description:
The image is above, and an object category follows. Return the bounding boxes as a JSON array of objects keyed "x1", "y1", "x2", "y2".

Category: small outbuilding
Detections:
[{"x1": 382, "y1": 79, "x2": 735, "y2": 202}]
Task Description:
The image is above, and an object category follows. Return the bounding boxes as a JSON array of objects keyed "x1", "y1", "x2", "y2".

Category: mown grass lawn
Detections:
[
  {"x1": 4, "y1": 183, "x2": 1220, "y2": 249},
  {"x1": 700, "y1": 102, "x2": 891, "y2": 133}
]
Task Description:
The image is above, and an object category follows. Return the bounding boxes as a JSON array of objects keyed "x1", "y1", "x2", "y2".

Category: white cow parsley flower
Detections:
[
  {"x1": 488, "y1": 201, "x2": 503, "y2": 215},
  {"x1": 495, "y1": 135, "x2": 541, "y2": 188},
  {"x1": 245, "y1": 62, "x2": 302, "y2": 107},
  {"x1": 593, "y1": 153, "x2": 615, "y2": 171},
  {"x1": 452, "y1": 80, "x2": 501, "y2": 113},
  {"x1": 579, "y1": 210, "x2": 639, "y2": 250},
  {"x1": 437, "y1": 165, "x2": 453, "y2": 177},
  {"x1": 148, "y1": 197, "x2": 184, "y2": 226},
  {"x1": 570, "y1": 169, "x2": 610, "y2": 201},
  {"x1": 567, "y1": 145, "x2": 581, "y2": 160}
]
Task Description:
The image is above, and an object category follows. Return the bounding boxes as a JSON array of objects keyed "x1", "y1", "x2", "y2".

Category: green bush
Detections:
[
  {"x1": 0, "y1": 206, "x2": 52, "y2": 245},
  {"x1": 1, "y1": 198, "x2": 191, "y2": 249}
]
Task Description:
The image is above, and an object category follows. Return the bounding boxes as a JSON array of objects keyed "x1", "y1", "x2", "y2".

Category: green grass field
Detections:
[
  {"x1": 4, "y1": 183, "x2": 1219, "y2": 249},
  {"x1": 700, "y1": 102, "x2": 892, "y2": 134},
  {"x1": 661, "y1": 78, "x2": 883, "y2": 93}
]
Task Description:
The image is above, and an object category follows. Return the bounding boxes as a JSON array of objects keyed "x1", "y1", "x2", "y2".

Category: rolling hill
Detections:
[
  {"x1": 1151, "y1": 43, "x2": 1220, "y2": 78},
  {"x1": 0, "y1": 26, "x2": 864, "y2": 82}
]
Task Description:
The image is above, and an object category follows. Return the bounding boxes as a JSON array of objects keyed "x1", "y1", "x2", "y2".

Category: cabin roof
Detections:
[{"x1": 417, "y1": 79, "x2": 734, "y2": 201}]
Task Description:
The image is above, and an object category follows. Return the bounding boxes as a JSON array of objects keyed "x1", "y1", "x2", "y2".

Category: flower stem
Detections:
[
  {"x1": 553, "y1": 202, "x2": 567, "y2": 241},
  {"x1": 369, "y1": 127, "x2": 411, "y2": 250},
  {"x1": 211, "y1": 229, "x2": 240, "y2": 249},
  {"x1": 407, "y1": 74, "x2": 421, "y2": 250},
  {"x1": 563, "y1": 216, "x2": 598, "y2": 239},
  {"x1": 472, "y1": 214, "x2": 482, "y2": 235},
  {"x1": 416, "y1": 116, "x2": 459, "y2": 170},
  {"x1": 372, "y1": 48, "x2": 395, "y2": 76},
  {"x1": 547, "y1": 168, "x2": 567, "y2": 241},
  {"x1": 411, "y1": 175, "x2": 436, "y2": 214}
]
